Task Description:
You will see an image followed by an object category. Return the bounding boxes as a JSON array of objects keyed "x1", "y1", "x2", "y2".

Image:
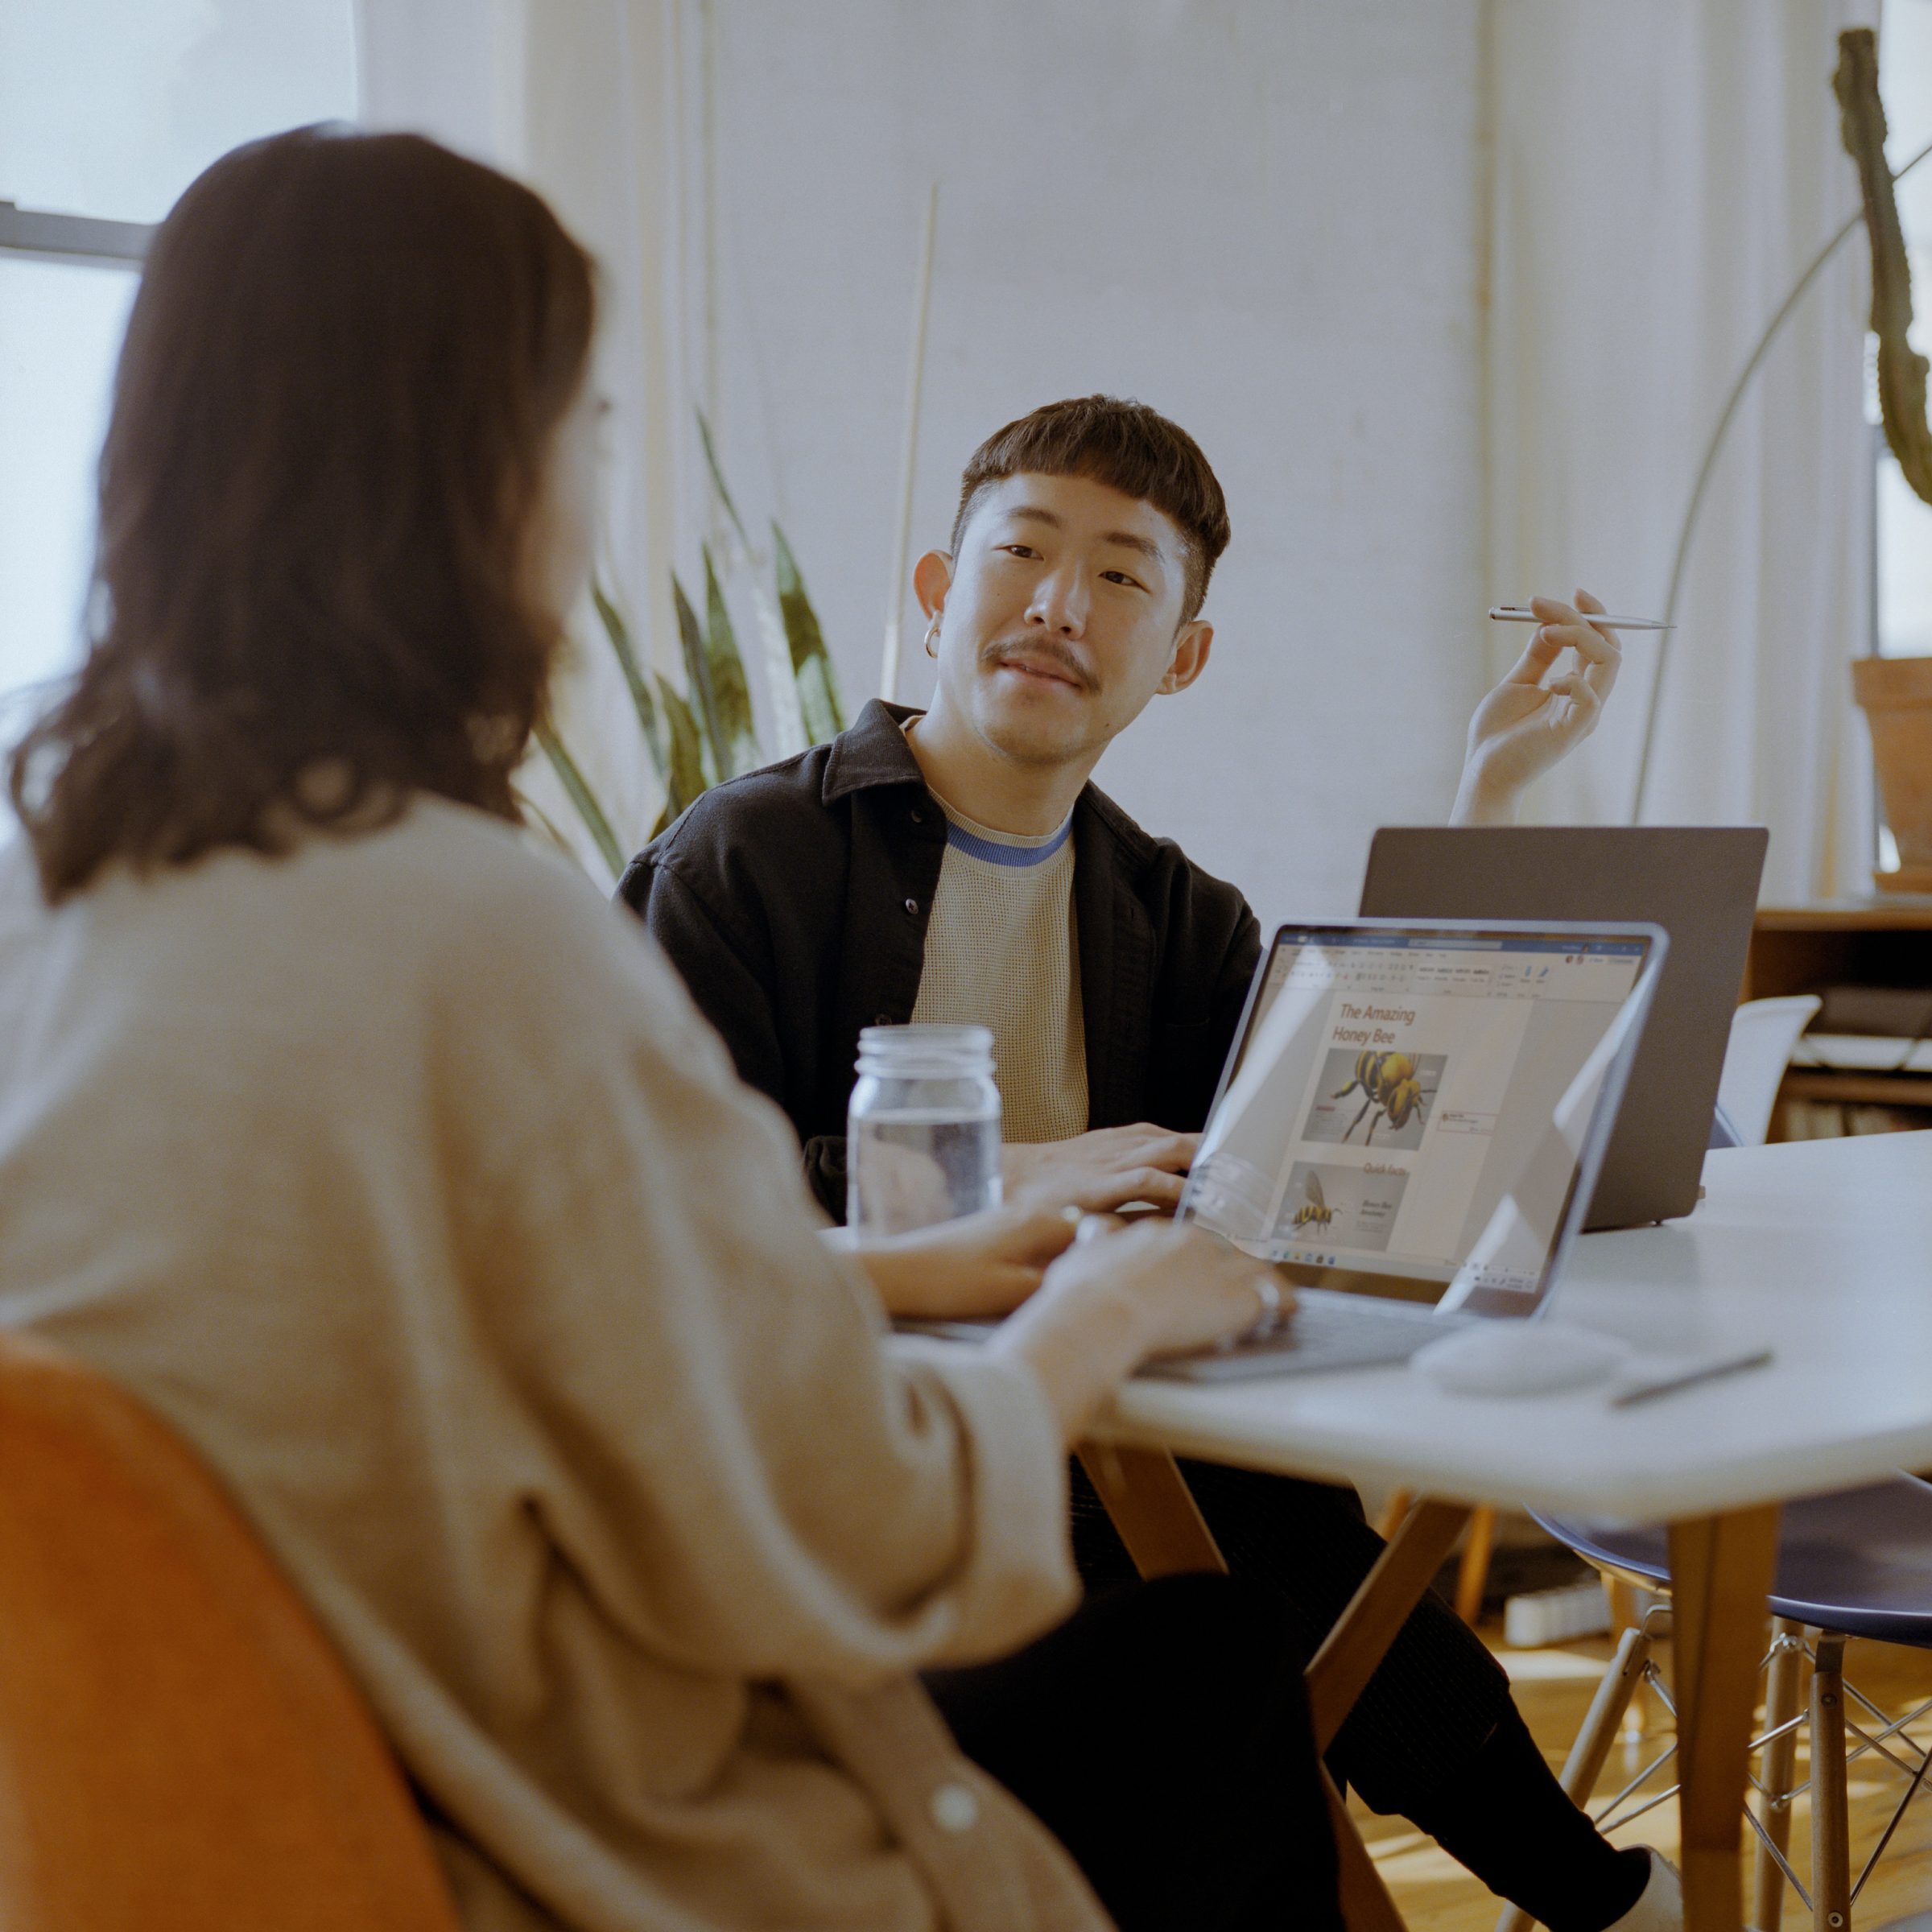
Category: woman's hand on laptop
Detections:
[
  {"x1": 1001, "y1": 1125, "x2": 1200, "y2": 1214},
  {"x1": 992, "y1": 1221, "x2": 1290, "y2": 1443},
  {"x1": 843, "y1": 1202, "x2": 1084, "y2": 1319},
  {"x1": 1451, "y1": 589, "x2": 1623, "y2": 825}
]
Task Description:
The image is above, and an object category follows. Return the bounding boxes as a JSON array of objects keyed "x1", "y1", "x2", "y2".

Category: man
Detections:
[
  {"x1": 617, "y1": 398, "x2": 1677, "y2": 1932},
  {"x1": 621, "y1": 394, "x2": 1620, "y2": 1222}
]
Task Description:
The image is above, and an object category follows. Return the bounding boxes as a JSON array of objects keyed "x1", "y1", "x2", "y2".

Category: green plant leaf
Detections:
[
  {"x1": 652, "y1": 672, "x2": 708, "y2": 837},
  {"x1": 703, "y1": 546, "x2": 762, "y2": 779},
  {"x1": 696, "y1": 408, "x2": 753, "y2": 553},
  {"x1": 673, "y1": 572, "x2": 720, "y2": 788},
  {"x1": 591, "y1": 581, "x2": 665, "y2": 780},
  {"x1": 532, "y1": 719, "x2": 625, "y2": 877},
  {"x1": 513, "y1": 783, "x2": 599, "y2": 879},
  {"x1": 773, "y1": 521, "x2": 846, "y2": 743},
  {"x1": 694, "y1": 412, "x2": 807, "y2": 758}
]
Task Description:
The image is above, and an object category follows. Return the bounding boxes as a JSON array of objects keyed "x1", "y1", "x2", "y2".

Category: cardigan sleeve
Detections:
[{"x1": 456, "y1": 903, "x2": 1078, "y2": 1685}]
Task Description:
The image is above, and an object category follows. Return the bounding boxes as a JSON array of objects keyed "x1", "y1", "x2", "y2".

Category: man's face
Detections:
[{"x1": 917, "y1": 471, "x2": 1212, "y2": 772}]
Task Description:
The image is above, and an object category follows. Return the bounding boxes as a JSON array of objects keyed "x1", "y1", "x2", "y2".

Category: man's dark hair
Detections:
[
  {"x1": 10, "y1": 125, "x2": 596, "y2": 902},
  {"x1": 948, "y1": 395, "x2": 1231, "y2": 621}
]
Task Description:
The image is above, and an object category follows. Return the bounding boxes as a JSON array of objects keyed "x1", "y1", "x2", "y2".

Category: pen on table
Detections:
[
  {"x1": 1489, "y1": 606, "x2": 1674, "y2": 632},
  {"x1": 1610, "y1": 1348, "x2": 1774, "y2": 1409}
]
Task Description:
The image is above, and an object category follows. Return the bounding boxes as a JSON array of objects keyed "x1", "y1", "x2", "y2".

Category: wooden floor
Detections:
[{"x1": 1355, "y1": 1622, "x2": 1932, "y2": 1932}]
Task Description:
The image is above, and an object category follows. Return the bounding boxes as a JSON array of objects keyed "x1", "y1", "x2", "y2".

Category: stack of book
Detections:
[{"x1": 1779, "y1": 985, "x2": 1932, "y2": 1138}]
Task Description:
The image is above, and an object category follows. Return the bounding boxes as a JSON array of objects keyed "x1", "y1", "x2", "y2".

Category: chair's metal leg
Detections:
[
  {"x1": 1811, "y1": 1635, "x2": 1849, "y2": 1932},
  {"x1": 1495, "y1": 1621, "x2": 1657, "y2": 1932},
  {"x1": 1752, "y1": 1620, "x2": 1809, "y2": 1932}
]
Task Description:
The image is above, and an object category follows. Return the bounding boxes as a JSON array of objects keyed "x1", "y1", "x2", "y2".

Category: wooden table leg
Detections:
[
  {"x1": 1455, "y1": 1505, "x2": 1498, "y2": 1626},
  {"x1": 1081, "y1": 1458, "x2": 1472, "y2": 1932},
  {"x1": 1307, "y1": 1497, "x2": 1472, "y2": 1752},
  {"x1": 1075, "y1": 1443, "x2": 1226, "y2": 1577},
  {"x1": 1667, "y1": 1505, "x2": 1781, "y2": 1932},
  {"x1": 1326, "y1": 1765, "x2": 1408, "y2": 1932}
]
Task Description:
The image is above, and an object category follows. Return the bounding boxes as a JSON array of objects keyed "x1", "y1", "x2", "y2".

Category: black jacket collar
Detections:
[
  {"x1": 822, "y1": 697, "x2": 1160, "y2": 884},
  {"x1": 820, "y1": 700, "x2": 928, "y2": 802}
]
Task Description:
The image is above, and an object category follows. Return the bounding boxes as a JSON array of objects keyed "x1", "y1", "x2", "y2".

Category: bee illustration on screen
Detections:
[
  {"x1": 1290, "y1": 1170, "x2": 1335, "y2": 1233},
  {"x1": 1331, "y1": 1050, "x2": 1437, "y2": 1145}
]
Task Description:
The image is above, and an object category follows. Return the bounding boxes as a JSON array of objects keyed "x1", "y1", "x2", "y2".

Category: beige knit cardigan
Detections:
[{"x1": 0, "y1": 799, "x2": 1111, "y2": 1932}]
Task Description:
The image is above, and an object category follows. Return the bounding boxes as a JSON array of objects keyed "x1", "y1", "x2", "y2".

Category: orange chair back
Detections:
[{"x1": 0, "y1": 1331, "x2": 462, "y2": 1931}]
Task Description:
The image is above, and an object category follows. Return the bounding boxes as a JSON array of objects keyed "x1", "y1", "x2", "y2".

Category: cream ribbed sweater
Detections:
[{"x1": 910, "y1": 797, "x2": 1088, "y2": 1143}]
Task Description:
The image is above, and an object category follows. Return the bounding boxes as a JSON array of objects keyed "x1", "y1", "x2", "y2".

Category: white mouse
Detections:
[{"x1": 1411, "y1": 1323, "x2": 1630, "y2": 1397}]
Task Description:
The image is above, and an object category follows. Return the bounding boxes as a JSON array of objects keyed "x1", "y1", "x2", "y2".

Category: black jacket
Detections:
[{"x1": 617, "y1": 700, "x2": 1262, "y2": 1218}]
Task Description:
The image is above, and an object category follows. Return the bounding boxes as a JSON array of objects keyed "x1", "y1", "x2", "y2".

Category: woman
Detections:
[{"x1": 0, "y1": 127, "x2": 1339, "y2": 1932}]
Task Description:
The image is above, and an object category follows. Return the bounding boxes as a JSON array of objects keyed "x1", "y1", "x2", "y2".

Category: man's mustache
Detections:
[{"x1": 981, "y1": 638, "x2": 1097, "y2": 691}]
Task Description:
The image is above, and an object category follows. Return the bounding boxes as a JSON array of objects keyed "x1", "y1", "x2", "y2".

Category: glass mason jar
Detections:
[{"x1": 847, "y1": 1024, "x2": 1003, "y2": 1235}]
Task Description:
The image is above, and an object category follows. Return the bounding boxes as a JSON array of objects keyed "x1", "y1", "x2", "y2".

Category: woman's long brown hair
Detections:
[{"x1": 10, "y1": 126, "x2": 596, "y2": 902}]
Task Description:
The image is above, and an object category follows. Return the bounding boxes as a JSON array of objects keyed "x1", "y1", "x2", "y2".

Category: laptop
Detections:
[
  {"x1": 1147, "y1": 918, "x2": 1666, "y2": 1381},
  {"x1": 1358, "y1": 827, "x2": 1766, "y2": 1229}
]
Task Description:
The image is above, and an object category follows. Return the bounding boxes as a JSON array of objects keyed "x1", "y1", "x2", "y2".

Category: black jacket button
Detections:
[{"x1": 904, "y1": 898, "x2": 919, "y2": 916}]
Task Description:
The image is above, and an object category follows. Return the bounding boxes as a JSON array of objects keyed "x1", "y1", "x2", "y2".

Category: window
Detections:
[{"x1": 0, "y1": 0, "x2": 357, "y2": 736}]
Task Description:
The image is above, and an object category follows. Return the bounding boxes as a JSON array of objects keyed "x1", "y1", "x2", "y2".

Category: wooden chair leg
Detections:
[
  {"x1": 1608, "y1": 1575, "x2": 1641, "y2": 1637},
  {"x1": 1752, "y1": 1619, "x2": 1809, "y2": 1932},
  {"x1": 1810, "y1": 1634, "x2": 1849, "y2": 1932},
  {"x1": 1606, "y1": 1577, "x2": 1657, "y2": 1739},
  {"x1": 1455, "y1": 1506, "x2": 1498, "y2": 1625},
  {"x1": 1494, "y1": 1620, "x2": 1658, "y2": 1932}
]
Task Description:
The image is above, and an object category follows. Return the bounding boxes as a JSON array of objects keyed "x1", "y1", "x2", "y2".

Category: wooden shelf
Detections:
[
  {"x1": 1744, "y1": 901, "x2": 1932, "y2": 1003},
  {"x1": 1779, "y1": 1070, "x2": 1932, "y2": 1108},
  {"x1": 1749, "y1": 902, "x2": 1932, "y2": 1137}
]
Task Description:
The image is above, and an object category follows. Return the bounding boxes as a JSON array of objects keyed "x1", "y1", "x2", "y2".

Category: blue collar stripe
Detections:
[{"x1": 945, "y1": 818, "x2": 1073, "y2": 869}]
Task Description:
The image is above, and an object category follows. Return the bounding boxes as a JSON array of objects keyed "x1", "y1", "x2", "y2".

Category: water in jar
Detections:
[
  {"x1": 848, "y1": 1024, "x2": 1002, "y2": 1235},
  {"x1": 849, "y1": 1108, "x2": 1002, "y2": 1235}
]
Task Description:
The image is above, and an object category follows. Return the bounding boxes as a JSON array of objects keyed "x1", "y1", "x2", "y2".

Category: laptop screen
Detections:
[{"x1": 1179, "y1": 923, "x2": 1662, "y2": 1318}]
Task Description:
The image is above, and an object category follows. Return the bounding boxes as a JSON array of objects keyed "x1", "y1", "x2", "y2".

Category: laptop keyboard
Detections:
[
  {"x1": 896, "y1": 1290, "x2": 1477, "y2": 1383},
  {"x1": 1139, "y1": 1287, "x2": 1476, "y2": 1382}
]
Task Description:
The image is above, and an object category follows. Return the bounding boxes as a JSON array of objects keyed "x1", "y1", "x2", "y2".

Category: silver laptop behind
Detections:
[{"x1": 1154, "y1": 919, "x2": 1666, "y2": 1381}]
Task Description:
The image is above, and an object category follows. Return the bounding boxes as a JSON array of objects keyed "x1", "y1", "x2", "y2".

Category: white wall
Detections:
[{"x1": 684, "y1": 1, "x2": 1488, "y2": 927}]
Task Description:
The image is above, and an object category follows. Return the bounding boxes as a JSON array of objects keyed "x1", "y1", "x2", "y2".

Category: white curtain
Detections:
[
  {"x1": 1486, "y1": 0, "x2": 1879, "y2": 901},
  {"x1": 356, "y1": 0, "x2": 687, "y2": 878}
]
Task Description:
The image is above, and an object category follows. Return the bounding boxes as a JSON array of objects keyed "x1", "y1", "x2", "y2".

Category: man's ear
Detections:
[
  {"x1": 913, "y1": 550, "x2": 954, "y2": 618},
  {"x1": 1158, "y1": 620, "x2": 1213, "y2": 695}
]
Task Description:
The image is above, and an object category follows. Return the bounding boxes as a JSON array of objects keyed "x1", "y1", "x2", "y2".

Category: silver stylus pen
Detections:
[
  {"x1": 1490, "y1": 605, "x2": 1674, "y2": 631},
  {"x1": 1610, "y1": 1349, "x2": 1774, "y2": 1408}
]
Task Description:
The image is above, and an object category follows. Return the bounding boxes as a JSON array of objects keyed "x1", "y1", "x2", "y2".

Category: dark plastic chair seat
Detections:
[{"x1": 1534, "y1": 1474, "x2": 1932, "y2": 1649}]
